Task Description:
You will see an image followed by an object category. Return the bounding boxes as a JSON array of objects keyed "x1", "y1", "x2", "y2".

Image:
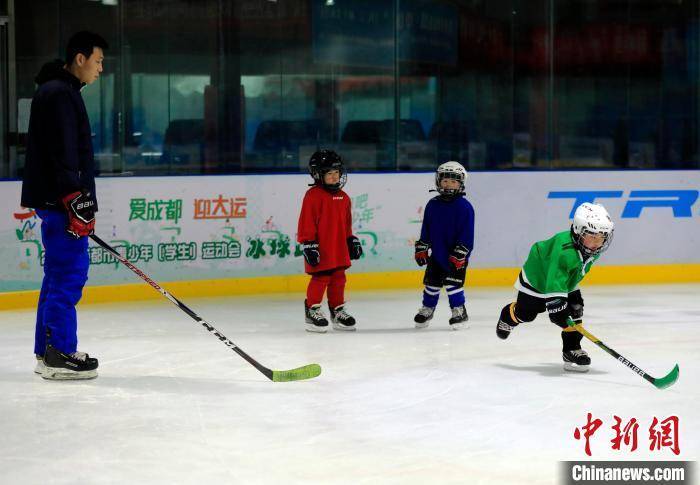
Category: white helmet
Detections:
[
  {"x1": 435, "y1": 161, "x2": 467, "y2": 198},
  {"x1": 571, "y1": 202, "x2": 614, "y2": 257}
]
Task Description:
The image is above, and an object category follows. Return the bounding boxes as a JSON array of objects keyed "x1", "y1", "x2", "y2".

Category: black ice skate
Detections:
[
  {"x1": 449, "y1": 305, "x2": 468, "y2": 330},
  {"x1": 329, "y1": 304, "x2": 356, "y2": 331},
  {"x1": 496, "y1": 319, "x2": 516, "y2": 339},
  {"x1": 563, "y1": 349, "x2": 591, "y2": 373},
  {"x1": 414, "y1": 306, "x2": 435, "y2": 329},
  {"x1": 41, "y1": 344, "x2": 98, "y2": 380},
  {"x1": 305, "y1": 300, "x2": 329, "y2": 333}
]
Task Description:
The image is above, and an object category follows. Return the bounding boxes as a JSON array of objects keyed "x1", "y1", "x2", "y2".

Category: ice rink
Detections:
[{"x1": 1, "y1": 284, "x2": 698, "y2": 484}]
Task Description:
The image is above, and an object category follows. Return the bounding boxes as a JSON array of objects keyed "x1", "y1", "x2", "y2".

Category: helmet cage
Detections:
[
  {"x1": 435, "y1": 171, "x2": 465, "y2": 197},
  {"x1": 571, "y1": 225, "x2": 614, "y2": 257}
]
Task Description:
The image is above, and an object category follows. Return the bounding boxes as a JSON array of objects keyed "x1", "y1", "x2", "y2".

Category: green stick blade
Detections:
[
  {"x1": 653, "y1": 364, "x2": 679, "y2": 390},
  {"x1": 272, "y1": 364, "x2": 322, "y2": 382}
]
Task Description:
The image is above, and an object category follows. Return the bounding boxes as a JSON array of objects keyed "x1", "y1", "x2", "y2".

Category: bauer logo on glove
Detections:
[
  {"x1": 448, "y1": 244, "x2": 469, "y2": 270},
  {"x1": 302, "y1": 241, "x2": 321, "y2": 267},
  {"x1": 347, "y1": 236, "x2": 363, "y2": 260},
  {"x1": 414, "y1": 240, "x2": 430, "y2": 266},
  {"x1": 61, "y1": 190, "x2": 96, "y2": 238}
]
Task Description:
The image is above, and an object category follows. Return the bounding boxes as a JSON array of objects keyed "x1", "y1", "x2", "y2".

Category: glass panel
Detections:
[
  {"x1": 399, "y1": 0, "x2": 458, "y2": 171},
  {"x1": 123, "y1": 0, "x2": 216, "y2": 175},
  {"x1": 5, "y1": 0, "x2": 698, "y2": 175},
  {"x1": 127, "y1": 73, "x2": 169, "y2": 171},
  {"x1": 311, "y1": 0, "x2": 396, "y2": 172},
  {"x1": 336, "y1": 74, "x2": 396, "y2": 171},
  {"x1": 0, "y1": 22, "x2": 7, "y2": 177},
  {"x1": 399, "y1": 0, "x2": 551, "y2": 171},
  {"x1": 84, "y1": 71, "x2": 119, "y2": 174},
  {"x1": 552, "y1": 0, "x2": 699, "y2": 169},
  {"x1": 13, "y1": 0, "x2": 120, "y2": 177},
  {"x1": 245, "y1": 74, "x2": 328, "y2": 172}
]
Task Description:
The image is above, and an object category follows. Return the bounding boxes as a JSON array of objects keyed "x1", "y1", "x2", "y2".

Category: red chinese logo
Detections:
[
  {"x1": 649, "y1": 416, "x2": 680, "y2": 456},
  {"x1": 574, "y1": 413, "x2": 603, "y2": 456},
  {"x1": 611, "y1": 416, "x2": 639, "y2": 452},
  {"x1": 574, "y1": 414, "x2": 680, "y2": 457}
]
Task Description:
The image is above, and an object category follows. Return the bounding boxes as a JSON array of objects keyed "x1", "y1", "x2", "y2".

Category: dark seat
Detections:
[
  {"x1": 251, "y1": 119, "x2": 321, "y2": 169},
  {"x1": 161, "y1": 119, "x2": 205, "y2": 165}
]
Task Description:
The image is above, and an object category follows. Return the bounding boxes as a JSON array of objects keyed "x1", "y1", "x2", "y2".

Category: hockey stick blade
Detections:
[
  {"x1": 651, "y1": 364, "x2": 679, "y2": 390},
  {"x1": 272, "y1": 364, "x2": 322, "y2": 382},
  {"x1": 570, "y1": 321, "x2": 679, "y2": 390}
]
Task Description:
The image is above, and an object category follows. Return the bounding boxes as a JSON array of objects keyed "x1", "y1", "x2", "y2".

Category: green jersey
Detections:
[{"x1": 515, "y1": 230, "x2": 599, "y2": 298}]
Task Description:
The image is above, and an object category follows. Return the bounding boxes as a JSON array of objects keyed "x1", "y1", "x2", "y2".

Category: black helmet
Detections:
[{"x1": 309, "y1": 149, "x2": 346, "y2": 191}]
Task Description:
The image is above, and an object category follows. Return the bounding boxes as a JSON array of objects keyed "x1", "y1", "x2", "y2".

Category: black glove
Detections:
[
  {"x1": 414, "y1": 240, "x2": 429, "y2": 266},
  {"x1": 302, "y1": 241, "x2": 320, "y2": 266},
  {"x1": 448, "y1": 244, "x2": 469, "y2": 271},
  {"x1": 569, "y1": 290, "x2": 584, "y2": 324},
  {"x1": 347, "y1": 236, "x2": 363, "y2": 260},
  {"x1": 61, "y1": 190, "x2": 96, "y2": 238}
]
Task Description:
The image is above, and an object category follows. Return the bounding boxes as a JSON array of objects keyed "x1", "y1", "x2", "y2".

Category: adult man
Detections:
[{"x1": 21, "y1": 31, "x2": 108, "y2": 380}]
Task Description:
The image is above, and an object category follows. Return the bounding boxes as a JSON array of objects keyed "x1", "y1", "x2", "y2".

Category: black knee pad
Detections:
[
  {"x1": 546, "y1": 297, "x2": 570, "y2": 329},
  {"x1": 516, "y1": 302, "x2": 537, "y2": 322},
  {"x1": 500, "y1": 302, "x2": 536, "y2": 324}
]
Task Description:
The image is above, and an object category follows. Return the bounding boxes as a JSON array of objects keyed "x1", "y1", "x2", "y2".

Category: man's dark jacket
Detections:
[{"x1": 21, "y1": 60, "x2": 98, "y2": 211}]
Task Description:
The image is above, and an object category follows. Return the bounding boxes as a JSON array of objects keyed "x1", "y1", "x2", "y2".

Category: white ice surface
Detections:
[{"x1": 0, "y1": 285, "x2": 698, "y2": 485}]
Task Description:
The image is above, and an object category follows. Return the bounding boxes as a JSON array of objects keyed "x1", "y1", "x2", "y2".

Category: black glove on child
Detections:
[
  {"x1": 347, "y1": 236, "x2": 363, "y2": 260},
  {"x1": 569, "y1": 289, "x2": 584, "y2": 324},
  {"x1": 302, "y1": 241, "x2": 320, "y2": 266},
  {"x1": 545, "y1": 297, "x2": 570, "y2": 328},
  {"x1": 61, "y1": 191, "x2": 96, "y2": 238},
  {"x1": 448, "y1": 244, "x2": 469, "y2": 271},
  {"x1": 414, "y1": 240, "x2": 429, "y2": 266},
  {"x1": 569, "y1": 304, "x2": 584, "y2": 324}
]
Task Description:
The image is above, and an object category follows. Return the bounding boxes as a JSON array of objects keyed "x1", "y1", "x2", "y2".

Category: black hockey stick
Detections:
[
  {"x1": 90, "y1": 234, "x2": 321, "y2": 382},
  {"x1": 568, "y1": 321, "x2": 678, "y2": 389}
]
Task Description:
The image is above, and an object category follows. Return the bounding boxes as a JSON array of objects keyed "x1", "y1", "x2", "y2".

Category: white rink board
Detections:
[{"x1": 1, "y1": 170, "x2": 699, "y2": 292}]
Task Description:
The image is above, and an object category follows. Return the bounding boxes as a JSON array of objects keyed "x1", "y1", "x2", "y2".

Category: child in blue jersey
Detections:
[{"x1": 414, "y1": 161, "x2": 475, "y2": 329}]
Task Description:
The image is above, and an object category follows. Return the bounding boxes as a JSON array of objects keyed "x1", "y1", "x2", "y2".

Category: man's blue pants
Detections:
[{"x1": 34, "y1": 209, "x2": 89, "y2": 356}]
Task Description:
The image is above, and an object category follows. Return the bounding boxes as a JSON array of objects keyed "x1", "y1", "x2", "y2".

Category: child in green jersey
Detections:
[{"x1": 496, "y1": 202, "x2": 614, "y2": 372}]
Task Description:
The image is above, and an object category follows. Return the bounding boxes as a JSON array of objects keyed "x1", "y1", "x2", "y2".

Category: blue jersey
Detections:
[{"x1": 419, "y1": 195, "x2": 475, "y2": 271}]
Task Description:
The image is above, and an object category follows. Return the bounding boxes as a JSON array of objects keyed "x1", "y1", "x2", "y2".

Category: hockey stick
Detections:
[
  {"x1": 568, "y1": 321, "x2": 678, "y2": 390},
  {"x1": 89, "y1": 234, "x2": 321, "y2": 382}
]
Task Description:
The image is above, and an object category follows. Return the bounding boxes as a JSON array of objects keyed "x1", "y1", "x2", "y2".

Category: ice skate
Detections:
[
  {"x1": 329, "y1": 304, "x2": 356, "y2": 331},
  {"x1": 305, "y1": 300, "x2": 329, "y2": 333},
  {"x1": 414, "y1": 306, "x2": 435, "y2": 329},
  {"x1": 496, "y1": 319, "x2": 516, "y2": 339},
  {"x1": 41, "y1": 344, "x2": 98, "y2": 380},
  {"x1": 563, "y1": 349, "x2": 591, "y2": 373},
  {"x1": 34, "y1": 354, "x2": 45, "y2": 375},
  {"x1": 448, "y1": 305, "x2": 468, "y2": 330}
]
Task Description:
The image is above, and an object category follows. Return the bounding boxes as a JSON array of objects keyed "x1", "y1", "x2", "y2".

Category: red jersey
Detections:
[{"x1": 297, "y1": 185, "x2": 353, "y2": 274}]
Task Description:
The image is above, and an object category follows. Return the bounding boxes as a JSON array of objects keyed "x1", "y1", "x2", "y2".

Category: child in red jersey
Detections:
[{"x1": 297, "y1": 150, "x2": 363, "y2": 332}]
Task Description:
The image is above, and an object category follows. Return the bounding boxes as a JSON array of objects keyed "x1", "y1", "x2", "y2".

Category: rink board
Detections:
[{"x1": 1, "y1": 170, "x2": 699, "y2": 307}]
